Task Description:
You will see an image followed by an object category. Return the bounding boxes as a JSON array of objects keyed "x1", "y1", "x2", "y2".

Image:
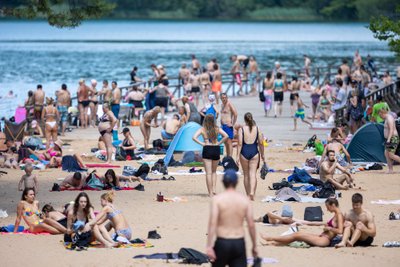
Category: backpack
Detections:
[
  {"x1": 221, "y1": 156, "x2": 239, "y2": 172},
  {"x1": 312, "y1": 182, "x2": 335, "y2": 199},
  {"x1": 270, "y1": 178, "x2": 292, "y2": 190},
  {"x1": 115, "y1": 147, "x2": 127, "y2": 161},
  {"x1": 205, "y1": 104, "x2": 217, "y2": 118},
  {"x1": 314, "y1": 141, "x2": 324, "y2": 156},
  {"x1": 178, "y1": 248, "x2": 209, "y2": 265},
  {"x1": 72, "y1": 231, "x2": 92, "y2": 248},
  {"x1": 304, "y1": 206, "x2": 323, "y2": 221},
  {"x1": 153, "y1": 139, "x2": 164, "y2": 150},
  {"x1": 151, "y1": 159, "x2": 168, "y2": 175}
]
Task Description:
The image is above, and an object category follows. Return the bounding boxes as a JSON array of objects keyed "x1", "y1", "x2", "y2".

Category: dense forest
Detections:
[{"x1": 109, "y1": 0, "x2": 397, "y2": 21}]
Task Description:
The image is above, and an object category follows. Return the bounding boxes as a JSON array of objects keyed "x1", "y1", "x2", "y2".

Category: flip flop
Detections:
[{"x1": 168, "y1": 176, "x2": 176, "y2": 181}]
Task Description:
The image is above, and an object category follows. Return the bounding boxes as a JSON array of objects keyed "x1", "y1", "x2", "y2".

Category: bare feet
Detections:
[
  {"x1": 260, "y1": 233, "x2": 273, "y2": 242},
  {"x1": 346, "y1": 240, "x2": 354, "y2": 247},
  {"x1": 335, "y1": 242, "x2": 346, "y2": 248}
]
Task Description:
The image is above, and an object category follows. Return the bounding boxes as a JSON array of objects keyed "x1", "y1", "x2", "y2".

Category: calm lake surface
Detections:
[{"x1": 0, "y1": 20, "x2": 396, "y2": 101}]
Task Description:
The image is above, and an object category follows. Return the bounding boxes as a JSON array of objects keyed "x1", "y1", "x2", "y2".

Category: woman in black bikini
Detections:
[
  {"x1": 89, "y1": 79, "x2": 99, "y2": 128},
  {"x1": 261, "y1": 198, "x2": 344, "y2": 247},
  {"x1": 120, "y1": 127, "x2": 136, "y2": 160},
  {"x1": 193, "y1": 114, "x2": 228, "y2": 197},
  {"x1": 236, "y1": 113, "x2": 265, "y2": 201},
  {"x1": 97, "y1": 103, "x2": 117, "y2": 164}
]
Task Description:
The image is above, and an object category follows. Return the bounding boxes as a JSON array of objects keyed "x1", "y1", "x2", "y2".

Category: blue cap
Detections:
[{"x1": 223, "y1": 169, "x2": 238, "y2": 183}]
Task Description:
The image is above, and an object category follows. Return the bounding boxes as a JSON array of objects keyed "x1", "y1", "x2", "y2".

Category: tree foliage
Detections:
[{"x1": 369, "y1": 5, "x2": 400, "y2": 56}]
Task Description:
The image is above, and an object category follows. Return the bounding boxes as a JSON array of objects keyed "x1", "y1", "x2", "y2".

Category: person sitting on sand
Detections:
[
  {"x1": 119, "y1": 127, "x2": 137, "y2": 160},
  {"x1": 161, "y1": 114, "x2": 181, "y2": 140},
  {"x1": 18, "y1": 163, "x2": 38, "y2": 192},
  {"x1": 320, "y1": 137, "x2": 352, "y2": 168},
  {"x1": 335, "y1": 193, "x2": 376, "y2": 248},
  {"x1": 320, "y1": 150, "x2": 355, "y2": 190},
  {"x1": 84, "y1": 192, "x2": 132, "y2": 243},
  {"x1": 0, "y1": 147, "x2": 19, "y2": 169},
  {"x1": 140, "y1": 106, "x2": 161, "y2": 150},
  {"x1": 42, "y1": 204, "x2": 68, "y2": 233},
  {"x1": 261, "y1": 198, "x2": 343, "y2": 247},
  {"x1": 29, "y1": 120, "x2": 44, "y2": 137},
  {"x1": 60, "y1": 172, "x2": 88, "y2": 190},
  {"x1": 66, "y1": 192, "x2": 115, "y2": 247},
  {"x1": 14, "y1": 188, "x2": 64, "y2": 234},
  {"x1": 97, "y1": 169, "x2": 141, "y2": 189},
  {"x1": 293, "y1": 94, "x2": 312, "y2": 131}
]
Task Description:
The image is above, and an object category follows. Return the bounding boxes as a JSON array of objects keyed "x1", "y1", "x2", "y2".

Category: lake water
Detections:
[{"x1": 0, "y1": 20, "x2": 396, "y2": 104}]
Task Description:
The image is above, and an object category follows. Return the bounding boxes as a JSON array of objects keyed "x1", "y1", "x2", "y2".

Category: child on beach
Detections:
[
  {"x1": 18, "y1": 163, "x2": 38, "y2": 192},
  {"x1": 293, "y1": 95, "x2": 312, "y2": 131}
]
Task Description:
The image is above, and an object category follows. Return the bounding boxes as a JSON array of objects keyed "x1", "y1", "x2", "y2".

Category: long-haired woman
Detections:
[{"x1": 193, "y1": 114, "x2": 228, "y2": 197}]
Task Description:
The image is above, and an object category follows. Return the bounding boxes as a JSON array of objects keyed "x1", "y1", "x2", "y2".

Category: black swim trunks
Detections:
[
  {"x1": 191, "y1": 86, "x2": 200, "y2": 93},
  {"x1": 354, "y1": 236, "x2": 374, "y2": 247},
  {"x1": 213, "y1": 238, "x2": 246, "y2": 267},
  {"x1": 80, "y1": 100, "x2": 90, "y2": 108},
  {"x1": 202, "y1": 145, "x2": 220, "y2": 161},
  {"x1": 274, "y1": 91, "x2": 284, "y2": 102},
  {"x1": 290, "y1": 93, "x2": 299, "y2": 101},
  {"x1": 130, "y1": 100, "x2": 144, "y2": 108},
  {"x1": 155, "y1": 97, "x2": 169, "y2": 108}
]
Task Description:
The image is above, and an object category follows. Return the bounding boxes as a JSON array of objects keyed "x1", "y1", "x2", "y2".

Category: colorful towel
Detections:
[
  {"x1": 64, "y1": 239, "x2": 153, "y2": 249},
  {"x1": 85, "y1": 163, "x2": 120, "y2": 168},
  {"x1": 51, "y1": 186, "x2": 138, "y2": 192}
]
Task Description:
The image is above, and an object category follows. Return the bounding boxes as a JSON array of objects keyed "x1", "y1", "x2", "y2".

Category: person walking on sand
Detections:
[
  {"x1": 379, "y1": 108, "x2": 400, "y2": 173},
  {"x1": 293, "y1": 95, "x2": 312, "y2": 131},
  {"x1": 193, "y1": 114, "x2": 228, "y2": 197},
  {"x1": 273, "y1": 72, "x2": 285, "y2": 118},
  {"x1": 220, "y1": 93, "x2": 237, "y2": 157},
  {"x1": 206, "y1": 169, "x2": 258, "y2": 266},
  {"x1": 263, "y1": 72, "x2": 274, "y2": 117},
  {"x1": 236, "y1": 113, "x2": 265, "y2": 201}
]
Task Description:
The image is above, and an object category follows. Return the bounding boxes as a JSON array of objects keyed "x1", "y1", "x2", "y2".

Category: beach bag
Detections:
[
  {"x1": 312, "y1": 182, "x2": 335, "y2": 198},
  {"x1": 259, "y1": 91, "x2": 265, "y2": 102},
  {"x1": 260, "y1": 162, "x2": 269, "y2": 180},
  {"x1": 221, "y1": 156, "x2": 239, "y2": 172},
  {"x1": 72, "y1": 231, "x2": 92, "y2": 248},
  {"x1": 314, "y1": 141, "x2": 324, "y2": 156},
  {"x1": 304, "y1": 206, "x2": 323, "y2": 221},
  {"x1": 288, "y1": 167, "x2": 311, "y2": 183},
  {"x1": 178, "y1": 248, "x2": 209, "y2": 265},
  {"x1": 85, "y1": 173, "x2": 104, "y2": 190},
  {"x1": 115, "y1": 147, "x2": 127, "y2": 161},
  {"x1": 153, "y1": 139, "x2": 164, "y2": 150},
  {"x1": 270, "y1": 178, "x2": 292, "y2": 190}
]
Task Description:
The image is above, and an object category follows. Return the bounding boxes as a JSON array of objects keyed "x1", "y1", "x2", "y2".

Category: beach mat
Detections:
[
  {"x1": 85, "y1": 163, "x2": 120, "y2": 168},
  {"x1": 64, "y1": 238, "x2": 153, "y2": 249},
  {"x1": 51, "y1": 186, "x2": 140, "y2": 192}
]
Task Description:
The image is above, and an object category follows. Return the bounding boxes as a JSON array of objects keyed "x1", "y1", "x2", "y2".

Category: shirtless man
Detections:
[
  {"x1": 320, "y1": 150, "x2": 355, "y2": 190},
  {"x1": 207, "y1": 59, "x2": 216, "y2": 72},
  {"x1": 353, "y1": 50, "x2": 362, "y2": 70},
  {"x1": 206, "y1": 169, "x2": 258, "y2": 266},
  {"x1": 89, "y1": 79, "x2": 99, "y2": 128},
  {"x1": 379, "y1": 108, "x2": 400, "y2": 173},
  {"x1": 340, "y1": 59, "x2": 351, "y2": 77},
  {"x1": 335, "y1": 193, "x2": 376, "y2": 248},
  {"x1": 189, "y1": 71, "x2": 201, "y2": 107},
  {"x1": 191, "y1": 54, "x2": 201, "y2": 74},
  {"x1": 60, "y1": 172, "x2": 88, "y2": 190},
  {"x1": 77, "y1": 79, "x2": 90, "y2": 128},
  {"x1": 33, "y1": 84, "x2": 45, "y2": 122},
  {"x1": 212, "y1": 64, "x2": 222, "y2": 104},
  {"x1": 140, "y1": 106, "x2": 161, "y2": 150},
  {"x1": 179, "y1": 63, "x2": 190, "y2": 86},
  {"x1": 249, "y1": 56, "x2": 259, "y2": 94},
  {"x1": 111, "y1": 81, "x2": 121, "y2": 119},
  {"x1": 161, "y1": 114, "x2": 181, "y2": 140},
  {"x1": 320, "y1": 138, "x2": 352, "y2": 167},
  {"x1": 200, "y1": 67, "x2": 212, "y2": 106},
  {"x1": 99, "y1": 80, "x2": 112, "y2": 103},
  {"x1": 56, "y1": 84, "x2": 71, "y2": 136},
  {"x1": 220, "y1": 93, "x2": 238, "y2": 157}
]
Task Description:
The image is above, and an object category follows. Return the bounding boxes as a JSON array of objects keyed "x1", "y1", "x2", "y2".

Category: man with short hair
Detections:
[
  {"x1": 319, "y1": 150, "x2": 355, "y2": 190},
  {"x1": 206, "y1": 169, "x2": 258, "y2": 266},
  {"x1": 77, "y1": 79, "x2": 90, "y2": 128},
  {"x1": 191, "y1": 54, "x2": 201, "y2": 74},
  {"x1": 130, "y1": 66, "x2": 141, "y2": 84},
  {"x1": 111, "y1": 81, "x2": 121, "y2": 119},
  {"x1": 340, "y1": 59, "x2": 351, "y2": 77},
  {"x1": 179, "y1": 63, "x2": 190, "y2": 86},
  {"x1": 335, "y1": 193, "x2": 376, "y2": 248},
  {"x1": 99, "y1": 80, "x2": 112, "y2": 103},
  {"x1": 161, "y1": 114, "x2": 181, "y2": 140},
  {"x1": 60, "y1": 172, "x2": 87, "y2": 190},
  {"x1": 56, "y1": 84, "x2": 71, "y2": 136},
  {"x1": 33, "y1": 84, "x2": 45, "y2": 122},
  {"x1": 371, "y1": 95, "x2": 389, "y2": 123},
  {"x1": 379, "y1": 108, "x2": 400, "y2": 173},
  {"x1": 220, "y1": 93, "x2": 237, "y2": 157},
  {"x1": 332, "y1": 79, "x2": 347, "y2": 111}
]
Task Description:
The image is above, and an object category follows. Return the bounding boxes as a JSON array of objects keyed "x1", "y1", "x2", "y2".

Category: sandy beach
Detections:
[{"x1": 0, "y1": 93, "x2": 399, "y2": 267}]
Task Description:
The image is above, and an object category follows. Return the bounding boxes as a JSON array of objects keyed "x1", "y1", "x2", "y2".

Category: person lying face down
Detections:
[{"x1": 60, "y1": 172, "x2": 87, "y2": 190}]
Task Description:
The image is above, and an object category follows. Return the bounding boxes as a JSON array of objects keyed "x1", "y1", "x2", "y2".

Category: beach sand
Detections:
[{"x1": 0, "y1": 93, "x2": 399, "y2": 267}]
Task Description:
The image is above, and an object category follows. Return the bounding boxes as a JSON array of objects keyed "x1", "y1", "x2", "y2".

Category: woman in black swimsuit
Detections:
[
  {"x1": 193, "y1": 114, "x2": 228, "y2": 197},
  {"x1": 97, "y1": 103, "x2": 117, "y2": 164},
  {"x1": 236, "y1": 113, "x2": 265, "y2": 201},
  {"x1": 120, "y1": 127, "x2": 136, "y2": 160}
]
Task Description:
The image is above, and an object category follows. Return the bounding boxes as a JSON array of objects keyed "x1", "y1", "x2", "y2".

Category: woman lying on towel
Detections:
[
  {"x1": 85, "y1": 192, "x2": 132, "y2": 243},
  {"x1": 13, "y1": 188, "x2": 65, "y2": 234},
  {"x1": 260, "y1": 198, "x2": 344, "y2": 247},
  {"x1": 67, "y1": 192, "x2": 116, "y2": 248},
  {"x1": 97, "y1": 169, "x2": 141, "y2": 188}
]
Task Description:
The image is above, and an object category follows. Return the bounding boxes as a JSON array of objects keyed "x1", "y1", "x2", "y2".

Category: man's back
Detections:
[{"x1": 215, "y1": 191, "x2": 248, "y2": 239}]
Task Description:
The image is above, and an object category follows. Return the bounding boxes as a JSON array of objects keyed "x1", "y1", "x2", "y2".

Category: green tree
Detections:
[
  {"x1": 369, "y1": 5, "x2": 400, "y2": 56},
  {"x1": 0, "y1": 0, "x2": 115, "y2": 28}
]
